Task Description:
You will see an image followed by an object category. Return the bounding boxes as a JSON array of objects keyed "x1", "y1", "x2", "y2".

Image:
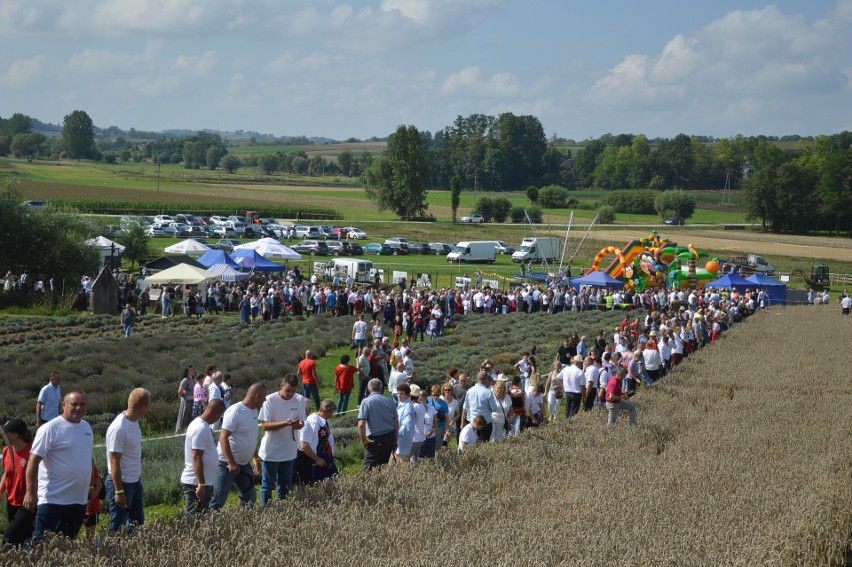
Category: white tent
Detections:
[
  {"x1": 207, "y1": 264, "x2": 250, "y2": 282},
  {"x1": 85, "y1": 236, "x2": 125, "y2": 253},
  {"x1": 164, "y1": 239, "x2": 211, "y2": 255},
  {"x1": 233, "y1": 237, "x2": 301, "y2": 259},
  {"x1": 143, "y1": 263, "x2": 216, "y2": 285}
]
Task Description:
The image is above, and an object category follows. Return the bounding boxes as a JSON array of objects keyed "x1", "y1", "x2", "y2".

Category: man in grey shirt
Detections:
[{"x1": 357, "y1": 379, "x2": 398, "y2": 471}]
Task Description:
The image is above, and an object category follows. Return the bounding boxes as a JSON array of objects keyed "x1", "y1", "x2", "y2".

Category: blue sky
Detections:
[{"x1": 1, "y1": 0, "x2": 850, "y2": 140}]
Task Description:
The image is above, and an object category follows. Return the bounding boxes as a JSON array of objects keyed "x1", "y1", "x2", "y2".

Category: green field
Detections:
[{"x1": 3, "y1": 157, "x2": 750, "y2": 225}]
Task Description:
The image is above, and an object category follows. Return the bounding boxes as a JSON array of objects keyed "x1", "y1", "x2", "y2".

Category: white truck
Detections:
[
  {"x1": 447, "y1": 241, "x2": 496, "y2": 263},
  {"x1": 747, "y1": 254, "x2": 775, "y2": 274},
  {"x1": 316, "y1": 257, "x2": 375, "y2": 283},
  {"x1": 512, "y1": 237, "x2": 560, "y2": 263}
]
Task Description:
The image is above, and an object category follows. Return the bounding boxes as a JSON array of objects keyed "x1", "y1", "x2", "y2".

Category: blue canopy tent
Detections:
[
  {"x1": 572, "y1": 271, "x2": 625, "y2": 291},
  {"x1": 705, "y1": 273, "x2": 753, "y2": 292},
  {"x1": 197, "y1": 249, "x2": 240, "y2": 269},
  {"x1": 746, "y1": 273, "x2": 787, "y2": 305},
  {"x1": 230, "y1": 249, "x2": 285, "y2": 272}
]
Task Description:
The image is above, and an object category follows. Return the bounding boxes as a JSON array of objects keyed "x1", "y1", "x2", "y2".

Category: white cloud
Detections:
[
  {"x1": 586, "y1": 3, "x2": 851, "y2": 113},
  {"x1": 441, "y1": 66, "x2": 520, "y2": 98},
  {"x1": 176, "y1": 51, "x2": 217, "y2": 76},
  {"x1": 0, "y1": 55, "x2": 47, "y2": 87}
]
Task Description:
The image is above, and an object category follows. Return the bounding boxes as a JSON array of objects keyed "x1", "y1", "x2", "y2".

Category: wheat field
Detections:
[{"x1": 2, "y1": 305, "x2": 850, "y2": 566}]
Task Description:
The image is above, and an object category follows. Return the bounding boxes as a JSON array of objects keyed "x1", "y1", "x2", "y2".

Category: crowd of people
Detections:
[{"x1": 4, "y1": 274, "x2": 850, "y2": 549}]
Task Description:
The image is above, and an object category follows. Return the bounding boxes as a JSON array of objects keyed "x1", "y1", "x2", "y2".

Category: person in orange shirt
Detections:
[
  {"x1": 334, "y1": 355, "x2": 357, "y2": 416},
  {"x1": 1, "y1": 419, "x2": 34, "y2": 546}
]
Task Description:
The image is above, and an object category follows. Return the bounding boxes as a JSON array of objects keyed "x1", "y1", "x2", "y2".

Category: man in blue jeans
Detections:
[
  {"x1": 210, "y1": 384, "x2": 266, "y2": 510},
  {"x1": 105, "y1": 388, "x2": 151, "y2": 534},
  {"x1": 258, "y1": 375, "x2": 306, "y2": 506},
  {"x1": 23, "y1": 391, "x2": 95, "y2": 542},
  {"x1": 297, "y1": 350, "x2": 322, "y2": 412}
]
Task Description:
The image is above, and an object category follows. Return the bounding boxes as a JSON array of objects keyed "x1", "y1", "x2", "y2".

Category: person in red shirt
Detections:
[
  {"x1": 1, "y1": 419, "x2": 34, "y2": 546},
  {"x1": 83, "y1": 462, "x2": 104, "y2": 540},
  {"x1": 334, "y1": 354, "x2": 357, "y2": 416},
  {"x1": 297, "y1": 350, "x2": 322, "y2": 412},
  {"x1": 605, "y1": 368, "x2": 637, "y2": 427}
]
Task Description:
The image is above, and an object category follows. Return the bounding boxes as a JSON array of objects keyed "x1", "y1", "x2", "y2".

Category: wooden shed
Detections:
[{"x1": 90, "y1": 266, "x2": 120, "y2": 315}]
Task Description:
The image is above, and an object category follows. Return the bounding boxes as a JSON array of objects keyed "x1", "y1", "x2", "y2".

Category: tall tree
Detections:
[
  {"x1": 61, "y1": 110, "x2": 97, "y2": 160},
  {"x1": 450, "y1": 175, "x2": 462, "y2": 222},
  {"x1": 337, "y1": 150, "x2": 354, "y2": 176},
  {"x1": 364, "y1": 124, "x2": 430, "y2": 219},
  {"x1": 117, "y1": 222, "x2": 150, "y2": 269}
]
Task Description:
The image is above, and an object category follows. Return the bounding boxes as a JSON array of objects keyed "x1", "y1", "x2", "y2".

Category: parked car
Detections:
[
  {"x1": 295, "y1": 225, "x2": 324, "y2": 239},
  {"x1": 216, "y1": 238, "x2": 243, "y2": 252},
  {"x1": 365, "y1": 243, "x2": 393, "y2": 256},
  {"x1": 495, "y1": 241, "x2": 515, "y2": 255},
  {"x1": 186, "y1": 226, "x2": 207, "y2": 237},
  {"x1": 197, "y1": 216, "x2": 212, "y2": 226},
  {"x1": 344, "y1": 227, "x2": 368, "y2": 239},
  {"x1": 384, "y1": 237, "x2": 410, "y2": 245},
  {"x1": 325, "y1": 241, "x2": 347, "y2": 256},
  {"x1": 241, "y1": 225, "x2": 264, "y2": 238},
  {"x1": 145, "y1": 226, "x2": 167, "y2": 237},
  {"x1": 460, "y1": 213, "x2": 485, "y2": 223},
  {"x1": 260, "y1": 218, "x2": 277, "y2": 225},
  {"x1": 21, "y1": 199, "x2": 48, "y2": 209},
  {"x1": 385, "y1": 242, "x2": 410, "y2": 255},
  {"x1": 175, "y1": 214, "x2": 197, "y2": 225},
  {"x1": 665, "y1": 216, "x2": 686, "y2": 225},
  {"x1": 428, "y1": 242, "x2": 453, "y2": 255},
  {"x1": 210, "y1": 225, "x2": 238, "y2": 238},
  {"x1": 292, "y1": 240, "x2": 329, "y2": 255},
  {"x1": 407, "y1": 242, "x2": 432, "y2": 255},
  {"x1": 210, "y1": 216, "x2": 228, "y2": 225},
  {"x1": 167, "y1": 223, "x2": 193, "y2": 236},
  {"x1": 348, "y1": 243, "x2": 364, "y2": 255},
  {"x1": 154, "y1": 214, "x2": 174, "y2": 224}
]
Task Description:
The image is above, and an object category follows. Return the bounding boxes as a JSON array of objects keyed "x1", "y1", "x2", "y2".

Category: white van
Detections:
[{"x1": 447, "y1": 241, "x2": 496, "y2": 263}]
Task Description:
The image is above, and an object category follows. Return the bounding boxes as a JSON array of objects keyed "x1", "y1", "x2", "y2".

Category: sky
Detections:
[{"x1": 1, "y1": 0, "x2": 851, "y2": 141}]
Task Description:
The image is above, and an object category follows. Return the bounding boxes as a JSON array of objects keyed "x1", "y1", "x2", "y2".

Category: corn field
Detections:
[{"x1": 1, "y1": 305, "x2": 850, "y2": 565}]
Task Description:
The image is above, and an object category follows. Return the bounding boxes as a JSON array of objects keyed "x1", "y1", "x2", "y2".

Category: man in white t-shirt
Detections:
[
  {"x1": 210, "y1": 383, "x2": 267, "y2": 510},
  {"x1": 105, "y1": 388, "x2": 151, "y2": 534},
  {"x1": 36, "y1": 371, "x2": 61, "y2": 427},
  {"x1": 258, "y1": 375, "x2": 306, "y2": 506},
  {"x1": 24, "y1": 391, "x2": 95, "y2": 541},
  {"x1": 181, "y1": 399, "x2": 225, "y2": 516}
]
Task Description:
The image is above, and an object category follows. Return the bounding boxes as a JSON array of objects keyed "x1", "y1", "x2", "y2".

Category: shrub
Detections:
[
  {"x1": 491, "y1": 197, "x2": 512, "y2": 222},
  {"x1": 537, "y1": 185, "x2": 577, "y2": 209},
  {"x1": 600, "y1": 189, "x2": 658, "y2": 214},
  {"x1": 526, "y1": 185, "x2": 539, "y2": 204},
  {"x1": 472, "y1": 196, "x2": 494, "y2": 222},
  {"x1": 654, "y1": 189, "x2": 696, "y2": 220},
  {"x1": 597, "y1": 204, "x2": 616, "y2": 224}
]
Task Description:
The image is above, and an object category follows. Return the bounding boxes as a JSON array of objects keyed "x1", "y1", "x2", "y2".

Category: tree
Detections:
[
  {"x1": 308, "y1": 155, "x2": 325, "y2": 176},
  {"x1": 0, "y1": 178, "x2": 98, "y2": 287},
  {"x1": 537, "y1": 185, "x2": 576, "y2": 208},
  {"x1": 472, "y1": 196, "x2": 495, "y2": 221},
  {"x1": 206, "y1": 146, "x2": 224, "y2": 170},
  {"x1": 654, "y1": 190, "x2": 697, "y2": 220},
  {"x1": 10, "y1": 132, "x2": 46, "y2": 162},
  {"x1": 117, "y1": 222, "x2": 149, "y2": 269},
  {"x1": 492, "y1": 197, "x2": 512, "y2": 222},
  {"x1": 364, "y1": 124, "x2": 430, "y2": 219},
  {"x1": 61, "y1": 110, "x2": 97, "y2": 160},
  {"x1": 221, "y1": 155, "x2": 241, "y2": 174},
  {"x1": 258, "y1": 154, "x2": 279, "y2": 175},
  {"x1": 101, "y1": 151, "x2": 117, "y2": 164},
  {"x1": 338, "y1": 150, "x2": 354, "y2": 176},
  {"x1": 526, "y1": 185, "x2": 539, "y2": 204},
  {"x1": 450, "y1": 175, "x2": 462, "y2": 222}
]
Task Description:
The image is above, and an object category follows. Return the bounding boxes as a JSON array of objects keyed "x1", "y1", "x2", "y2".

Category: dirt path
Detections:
[{"x1": 590, "y1": 229, "x2": 852, "y2": 262}]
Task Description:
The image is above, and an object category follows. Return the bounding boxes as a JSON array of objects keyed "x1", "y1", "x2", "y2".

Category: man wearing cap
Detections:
[
  {"x1": 1, "y1": 419, "x2": 34, "y2": 545},
  {"x1": 23, "y1": 391, "x2": 95, "y2": 541},
  {"x1": 105, "y1": 388, "x2": 151, "y2": 534},
  {"x1": 460, "y1": 371, "x2": 499, "y2": 442},
  {"x1": 557, "y1": 355, "x2": 586, "y2": 418},
  {"x1": 35, "y1": 372, "x2": 61, "y2": 428},
  {"x1": 357, "y1": 379, "x2": 399, "y2": 471}
]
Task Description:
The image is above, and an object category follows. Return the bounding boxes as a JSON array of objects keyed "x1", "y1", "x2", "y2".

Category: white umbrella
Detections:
[
  {"x1": 86, "y1": 236, "x2": 126, "y2": 253},
  {"x1": 164, "y1": 239, "x2": 211, "y2": 255},
  {"x1": 233, "y1": 237, "x2": 301, "y2": 259}
]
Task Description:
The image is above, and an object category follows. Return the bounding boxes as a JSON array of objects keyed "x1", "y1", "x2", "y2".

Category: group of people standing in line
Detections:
[{"x1": 2, "y1": 280, "x2": 773, "y2": 547}]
